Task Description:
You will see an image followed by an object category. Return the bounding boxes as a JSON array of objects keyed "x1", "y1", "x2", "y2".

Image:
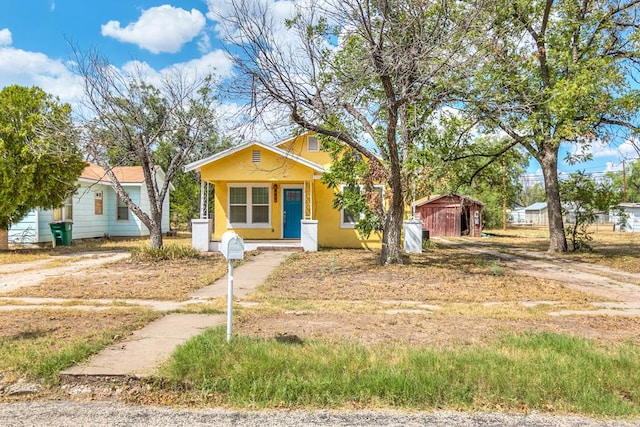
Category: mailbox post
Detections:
[{"x1": 220, "y1": 231, "x2": 244, "y2": 343}]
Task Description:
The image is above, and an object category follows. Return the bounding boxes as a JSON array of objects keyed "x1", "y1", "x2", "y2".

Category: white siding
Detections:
[
  {"x1": 8, "y1": 211, "x2": 38, "y2": 244},
  {"x1": 107, "y1": 185, "x2": 147, "y2": 237},
  {"x1": 612, "y1": 207, "x2": 640, "y2": 232},
  {"x1": 9, "y1": 176, "x2": 171, "y2": 243},
  {"x1": 37, "y1": 210, "x2": 55, "y2": 242},
  {"x1": 162, "y1": 192, "x2": 170, "y2": 232},
  {"x1": 70, "y1": 183, "x2": 111, "y2": 239}
]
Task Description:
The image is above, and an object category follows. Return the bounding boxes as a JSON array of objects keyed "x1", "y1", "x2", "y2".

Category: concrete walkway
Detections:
[{"x1": 61, "y1": 251, "x2": 292, "y2": 378}]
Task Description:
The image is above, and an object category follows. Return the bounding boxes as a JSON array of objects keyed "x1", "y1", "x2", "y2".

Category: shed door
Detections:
[{"x1": 283, "y1": 189, "x2": 302, "y2": 239}]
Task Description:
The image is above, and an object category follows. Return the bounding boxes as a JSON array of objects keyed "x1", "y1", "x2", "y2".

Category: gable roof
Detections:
[
  {"x1": 414, "y1": 193, "x2": 484, "y2": 208},
  {"x1": 184, "y1": 140, "x2": 326, "y2": 173},
  {"x1": 80, "y1": 164, "x2": 142, "y2": 184},
  {"x1": 79, "y1": 163, "x2": 168, "y2": 187},
  {"x1": 524, "y1": 202, "x2": 547, "y2": 211}
]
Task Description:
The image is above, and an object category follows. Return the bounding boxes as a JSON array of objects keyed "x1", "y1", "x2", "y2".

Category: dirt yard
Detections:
[
  {"x1": 1, "y1": 232, "x2": 640, "y2": 364},
  {"x1": 235, "y1": 244, "x2": 640, "y2": 348}
]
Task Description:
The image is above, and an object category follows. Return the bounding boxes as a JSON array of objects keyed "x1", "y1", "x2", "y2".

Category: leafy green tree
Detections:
[
  {"x1": 605, "y1": 160, "x2": 640, "y2": 203},
  {"x1": 73, "y1": 50, "x2": 222, "y2": 248},
  {"x1": 411, "y1": 129, "x2": 529, "y2": 229},
  {"x1": 155, "y1": 136, "x2": 231, "y2": 230},
  {"x1": 0, "y1": 85, "x2": 86, "y2": 249},
  {"x1": 219, "y1": 0, "x2": 485, "y2": 264},
  {"x1": 517, "y1": 182, "x2": 547, "y2": 208},
  {"x1": 560, "y1": 171, "x2": 620, "y2": 251},
  {"x1": 320, "y1": 139, "x2": 385, "y2": 238},
  {"x1": 465, "y1": 0, "x2": 640, "y2": 254}
]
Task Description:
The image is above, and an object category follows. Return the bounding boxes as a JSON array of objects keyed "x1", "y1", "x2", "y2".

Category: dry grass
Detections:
[
  {"x1": 237, "y1": 247, "x2": 640, "y2": 348},
  {"x1": 483, "y1": 226, "x2": 640, "y2": 272},
  {"x1": 5, "y1": 255, "x2": 228, "y2": 301},
  {"x1": 254, "y1": 248, "x2": 594, "y2": 304}
]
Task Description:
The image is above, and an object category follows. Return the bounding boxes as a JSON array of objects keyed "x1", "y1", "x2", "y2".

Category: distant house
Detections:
[
  {"x1": 610, "y1": 203, "x2": 640, "y2": 232},
  {"x1": 507, "y1": 207, "x2": 527, "y2": 224},
  {"x1": 524, "y1": 202, "x2": 548, "y2": 225},
  {"x1": 413, "y1": 194, "x2": 484, "y2": 237},
  {"x1": 8, "y1": 163, "x2": 171, "y2": 245}
]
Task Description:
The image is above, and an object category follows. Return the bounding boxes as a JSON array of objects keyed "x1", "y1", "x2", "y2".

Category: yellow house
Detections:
[{"x1": 184, "y1": 133, "x2": 383, "y2": 251}]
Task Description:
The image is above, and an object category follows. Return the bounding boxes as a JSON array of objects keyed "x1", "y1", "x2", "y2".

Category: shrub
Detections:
[{"x1": 131, "y1": 243, "x2": 201, "y2": 261}]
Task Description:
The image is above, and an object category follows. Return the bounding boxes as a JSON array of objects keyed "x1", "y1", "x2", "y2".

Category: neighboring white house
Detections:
[
  {"x1": 8, "y1": 163, "x2": 171, "y2": 245},
  {"x1": 524, "y1": 202, "x2": 548, "y2": 225},
  {"x1": 507, "y1": 207, "x2": 526, "y2": 224},
  {"x1": 610, "y1": 203, "x2": 640, "y2": 232}
]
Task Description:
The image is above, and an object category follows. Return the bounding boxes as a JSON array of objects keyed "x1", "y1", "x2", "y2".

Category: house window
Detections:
[
  {"x1": 307, "y1": 136, "x2": 319, "y2": 152},
  {"x1": 117, "y1": 196, "x2": 129, "y2": 221},
  {"x1": 340, "y1": 184, "x2": 384, "y2": 228},
  {"x1": 252, "y1": 187, "x2": 269, "y2": 223},
  {"x1": 53, "y1": 196, "x2": 73, "y2": 221},
  {"x1": 94, "y1": 191, "x2": 103, "y2": 215},
  {"x1": 229, "y1": 187, "x2": 247, "y2": 223},
  {"x1": 228, "y1": 184, "x2": 271, "y2": 227}
]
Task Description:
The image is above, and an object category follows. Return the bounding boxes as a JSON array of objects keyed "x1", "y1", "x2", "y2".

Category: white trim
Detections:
[
  {"x1": 116, "y1": 195, "x2": 129, "y2": 221},
  {"x1": 281, "y1": 184, "x2": 304, "y2": 239},
  {"x1": 185, "y1": 140, "x2": 325, "y2": 173},
  {"x1": 227, "y1": 183, "x2": 272, "y2": 229}
]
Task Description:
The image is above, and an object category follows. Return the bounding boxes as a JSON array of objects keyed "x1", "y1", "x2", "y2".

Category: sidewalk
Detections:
[{"x1": 61, "y1": 251, "x2": 292, "y2": 378}]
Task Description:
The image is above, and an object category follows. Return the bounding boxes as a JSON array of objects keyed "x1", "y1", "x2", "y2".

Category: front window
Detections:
[
  {"x1": 251, "y1": 187, "x2": 270, "y2": 223},
  {"x1": 117, "y1": 196, "x2": 129, "y2": 221},
  {"x1": 53, "y1": 196, "x2": 73, "y2": 221},
  {"x1": 229, "y1": 187, "x2": 247, "y2": 223},
  {"x1": 341, "y1": 185, "x2": 360, "y2": 227},
  {"x1": 228, "y1": 184, "x2": 271, "y2": 227},
  {"x1": 340, "y1": 184, "x2": 384, "y2": 228}
]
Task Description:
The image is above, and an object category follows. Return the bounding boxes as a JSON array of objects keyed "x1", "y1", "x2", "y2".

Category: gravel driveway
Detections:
[{"x1": 0, "y1": 401, "x2": 637, "y2": 427}]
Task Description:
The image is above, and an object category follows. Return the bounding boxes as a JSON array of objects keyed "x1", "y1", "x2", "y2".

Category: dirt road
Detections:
[{"x1": 0, "y1": 252, "x2": 130, "y2": 293}]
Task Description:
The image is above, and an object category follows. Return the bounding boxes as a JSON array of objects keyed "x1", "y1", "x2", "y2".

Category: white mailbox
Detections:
[{"x1": 220, "y1": 231, "x2": 244, "y2": 260}]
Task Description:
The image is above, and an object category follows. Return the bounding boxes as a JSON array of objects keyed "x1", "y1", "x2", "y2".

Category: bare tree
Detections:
[
  {"x1": 218, "y1": 0, "x2": 483, "y2": 264},
  {"x1": 73, "y1": 49, "x2": 220, "y2": 248}
]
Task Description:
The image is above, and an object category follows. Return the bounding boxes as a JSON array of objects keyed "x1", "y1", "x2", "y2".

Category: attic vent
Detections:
[
  {"x1": 252, "y1": 149, "x2": 261, "y2": 163},
  {"x1": 307, "y1": 136, "x2": 319, "y2": 152}
]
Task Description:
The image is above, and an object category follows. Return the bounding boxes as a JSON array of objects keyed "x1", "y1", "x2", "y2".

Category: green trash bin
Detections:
[{"x1": 49, "y1": 221, "x2": 73, "y2": 247}]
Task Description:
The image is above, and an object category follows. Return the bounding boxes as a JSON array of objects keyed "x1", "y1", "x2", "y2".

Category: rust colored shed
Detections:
[{"x1": 414, "y1": 194, "x2": 484, "y2": 237}]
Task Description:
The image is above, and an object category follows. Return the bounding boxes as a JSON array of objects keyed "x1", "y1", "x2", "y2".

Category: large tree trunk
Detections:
[
  {"x1": 0, "y1": 228, "x2": 8, "y2": 250},
  {"x1": 149, "y1": 210, "x2": 164, "y2": 248},
  {"x1": 381, "y1": 175, "x2": 404, "y2": 265},
  {"x1": 539, "y1": 147, "x2": 567, "y2": 253},
  {"x1": 150, "y1": 226, "x2": 163, "y2": 248}
]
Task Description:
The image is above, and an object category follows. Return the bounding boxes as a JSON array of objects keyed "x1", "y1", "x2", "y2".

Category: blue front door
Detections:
[{"x1": 283, "y1": 189, "x2": 302, "y2": 238}]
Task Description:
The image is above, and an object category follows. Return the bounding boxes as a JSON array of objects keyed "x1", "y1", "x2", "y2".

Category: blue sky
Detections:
[{"x1": 0, "y1": 0, "x2": 636, "y2": 182}]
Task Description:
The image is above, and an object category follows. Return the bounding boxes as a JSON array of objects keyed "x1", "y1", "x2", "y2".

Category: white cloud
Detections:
[
  {"x1": 197, "y1": 33, "x2": 211, "y2": 54},
  {"x1": 592, "y1": 139, "x2": 638, "y2": 159},
  {"x1": 0, "y1": 29, "x2": 12, "y2": 46},
  {"x1": 0, "y1": 47, "x2": 83, "y2": 105},
  {"x1": 605, "y1": 161, "x2": 624, "y2": 173},
  {"x1": 120, "y1": 49, "x2": 234, "y2": 86},
  {"x1": 206, "y1": 0, "x2": 298, "y2": 45},
  {"x1": 101, "y1": 5, "x2": 206, "y2": 54}
]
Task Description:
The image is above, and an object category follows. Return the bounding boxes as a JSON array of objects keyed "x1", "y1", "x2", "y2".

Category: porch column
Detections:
[
  {"x1": 301, "y1": 219, "x2": 318, "y2": 252},
  {"x1": 403, "y1": 219, "x2": 423, "y2": 254},
  {"x1": 191, "y1": 218, "x2": 212, "y2": 252}
]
